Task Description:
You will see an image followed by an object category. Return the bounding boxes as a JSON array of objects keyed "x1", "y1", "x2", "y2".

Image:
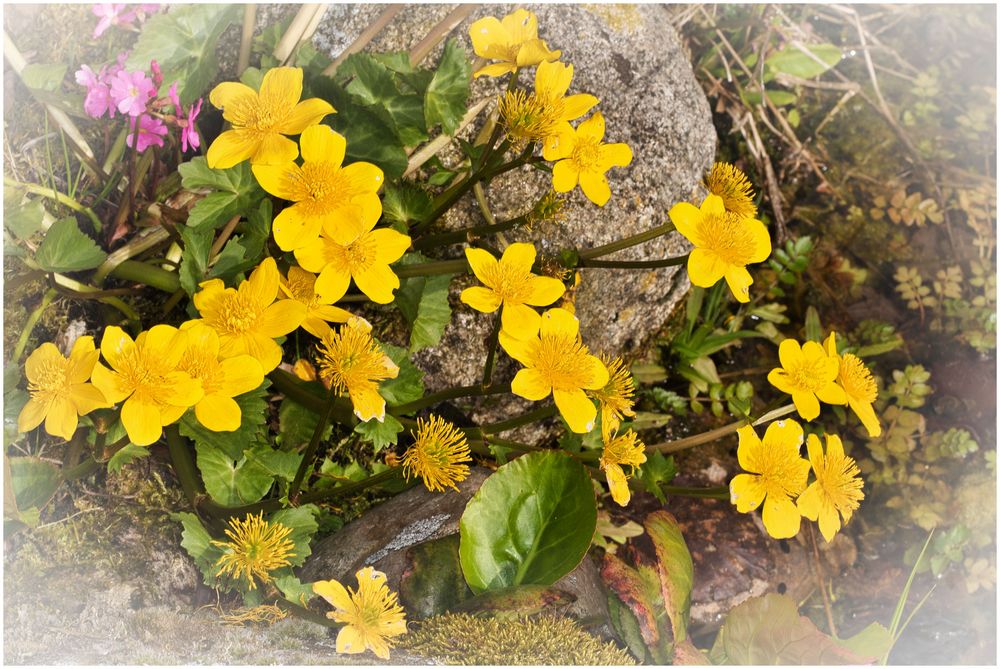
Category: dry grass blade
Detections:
[
  {"x1": 92, "y1": 226, "x2": 172, "y2": 285},
  {"x1": 409, "y1": 4, "x2": 480, "y2": 67},
  {"x1": 237, "y1": 5, "x2": 257, "y2": 75},
  {"x1": 404, "y1": 98, "x2": 490, "y2": 177},
  {"x1": 321, "y1": 4, "x2": 405, "y2": 77},
  {"x1": 273, "y1": 4, "x2": 326, "y2": 65}
]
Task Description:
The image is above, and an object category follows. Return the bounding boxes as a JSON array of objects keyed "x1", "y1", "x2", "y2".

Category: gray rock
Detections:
[{"x1": 305, "y1": 4, "x2": 716, "y2": 436}]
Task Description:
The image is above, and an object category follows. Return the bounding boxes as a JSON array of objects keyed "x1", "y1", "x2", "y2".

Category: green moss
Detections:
[{"x1": 401, "y1": 613, "x2": 636, "y2": 665}]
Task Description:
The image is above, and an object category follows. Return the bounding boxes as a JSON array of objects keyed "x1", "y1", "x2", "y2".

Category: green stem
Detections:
[
  {"x1": 394, "y1": 258, "x2": 469, "y2": 278},
  {"x1": 108, "y1": 260, "x2": 179, "y2": 292},
  {"x1": 277, "y1": 597, "x2": 338, "y2": 629},
  {"x1": 481, "y1": 307, "x2": 502, "y2": 388},
  {"x1": 4, "y1": 177, "x2": 103, "y2": 232},
  {"x1": 267, "y1": 369, "x2": 356, "y2": 425},
  {"x1": 165, "y1": 424, "x2": 204, "y2": 508},
  {"x1": 473, "y1": 182, "x2": 497, "y2": 226},
  {"x1": 412, "y1": 214, "x2": 529, "y2": 251},
  {"x1": 660, "y1": 485, "x2": 730, "y2": 500},
  {"x1": 61, "y1": 455, "x2": 101, "y2": 481},
  {"x1": 578, "y1": 221, "x2": 676, "y2": 261},
  {"x1": 51, "y1": 274, "x2": 140, "y2": 322},
  {"x1": 288, "y1": 390, "x2": 338, "y2": 500},
  {"x1": 577, "y1": 254, "x2": 689, "y2": 270},
  {"x1": 646, "y1": 403, "x2": 796, "y2": 454},
  {"x1": 12, "y1": 287, "x2": 57, "y2": 362},
  {"x1": 391, "y1": 383, "x2": 510, "y2": 415},
  {"x1": 466, "y1": 404, "x2": 559, "y2": 438}
]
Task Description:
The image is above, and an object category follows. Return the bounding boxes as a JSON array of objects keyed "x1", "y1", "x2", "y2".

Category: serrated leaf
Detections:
[
  {"x1": 277, "y1": 395, "x2": 332, "y2": 451},
  {"x1": 424, "y1": 39, "x2": 471, "y2": 134},
  {"x1": 5, "y1": 456, "x2": 62, "y2": 517},
  {"x1": 179, "y1": 382, "x2": 270, "y2": 456},
  {"x1": 173, "y1": 511, "x2": 224, "y2": 587},
  {"x1": 639, "y1": 452, "x2": 677, "y2": 504},
  {"x1": 107, "y1": 444, "x2": 151, "y2": 473},
  {"x1": 4, "y1": 199, "x2": 48, "y2": 241},
  {"x1": 178, "y1": 224, "x2": 213, "y2": 295},
  {"x1": 34, "y1": 218, "x2": 107, "y2": 272},
  {"x1": 354, "y1": 414, "x2": 404, "y2": 452},
  {"x1": 396, "y1": 253, "x2": 454, "y2": 352},
  {"x1": 382, "y1": 184, "x2": 432, "y2": 227},
  {"x1": 379, "y1": 343, "x2": 425, "y2": 407},
  {"x1": 270, "y1": 504, "x2": 319, "y2": 567},
  {"x1": 196, "y1": 443, "x2": 276, "y2": 507},
  {"x1": 243, "y1": 446, "x2": 302, "y2": 483},
  {"x1": 459, "y1": 451, "x2": 597, "y2": 594},
  {"x1": 765, "y1": 43, "x2": 842, "y2": 81},
  {"x1": 273, "y1": 573, "x2": 316, "y2": 606}
]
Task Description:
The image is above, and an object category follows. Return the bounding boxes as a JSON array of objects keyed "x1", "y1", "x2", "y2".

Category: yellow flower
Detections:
[
  {"x1": 460, "y1": 242, "x2": 566, "y2": 339},
  {"x1": 599, "y1": 429, "x2": 647, "y2": 506},
  {"x1": 91, "y1": 326, "x2": 203, "y2": 446},
  {"x1": 668, "y1": 194, "x2": 771, "y2": 303},
  {"x1": 589, "y1": 354, "x2": 636, "y2": 440},
  {"x1": 294, "y1": 209, "x2": 411, "y2": 305},
  {"x1": 547, "y1": 112, "x2": 632, "y2": 207},
  {"x1": 469, "y1": 9, "x2": 561, "y2": 78},
  {"x1": 729, "y1": 420, "x2": 811, "y2": 539},
  {"x1": 176, "y1": 323, "x2": 265, "y2": 432},
  {"x1": 704, "y1": 162, "x2": 757, "y2": 219},
  {"x1": 767, "y1": 338, "x2": 847, "y2": 421},
  {"x1": 191, "y1": 258, "x2": 307, "y2": 373},
  {"x1": 824, "y1": 332, "x2": 882, "y2": 438},
  {"x1": 796, "y1": 433, "x2": 865, "y2": 542},
  {"x1": 500, "y1": 307, "x2": 609, "y2": 433},
  {"x1": 207, "y1": 66, "x2": 334, "y2": 168},
  {"x1": 211, "y1": 512, "x2": 296, "y2": 590},
  {"x1": 314, "y1": 566, "x2": 407, "y2": 659},
  {"x1": 402, "y1": 415, "x2": 472, "y2": 492},
  {"x1": 252, "y1": 125, "x2": 384, "y2": 251},
  {"x1": 17, "y1": 337, "x2": 110, "y2": 440},
  {"x1": 316, "y1": 317, "x2": 399, "y2": 422},
  {"x1": 280, "y1": 265, "x2": 352, "y2": 339},
  {"x1": 499, "y1": 60, "x2": 598, "y2": 147}
]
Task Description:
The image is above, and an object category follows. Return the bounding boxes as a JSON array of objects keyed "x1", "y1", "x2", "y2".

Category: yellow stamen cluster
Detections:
[
  {"x1": 704, "y1": 162, "x2": 757, "y2": 219},
  {"x1": 589, "y1": 354, "x2": 636, "y2": 439},
  {"x1": 313, "y1": 567, "x2": 408, "y2": 659},
  {"x1": 499, "y1": 89, "x2": 563, "y2": 147},
  {"x1": 316, "y1": 318, "x2": 398, "y2": 422},
  {"x1": 797, "y1": 434, "x2": 865, "y2": 542},
  {"x1": 402, "y1": 415, "x2": 472, "y2": 492},
  {"x1": 599, "y1": 429, "x2": 647, "y2": 506},
  {"x1": 211, "y1": 512, "x2": 296, "y2": 590}
]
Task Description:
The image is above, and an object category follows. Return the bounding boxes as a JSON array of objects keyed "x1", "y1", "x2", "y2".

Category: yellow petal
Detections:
[
  {"x1": 816, "y1": 381, "x2": 848, "y2": 405},
  {"x1": 535, "y1": 60, "x2": 572, "y2": 99},
  {"x1": 502, "y1": 9, "x2": 538, "y2": 43},
  {"x1": 206, "y1": 129, "x2": 258, "y2": 170},
  {"x1": 598, "y1": 142, "x2": 633, "y2": 169},
  {"x1": 736, "y1": 424, "x2": 763, "y2": 473},
  {"x1": 540, "y1": 307, "x2": 579, "y2": 339},
  {"x1": 17, "y1": 396, "x2": 49, "y2": 433},
  {"x1": 460, "y1": 286, "x2": 501, "y2": 313},
  {"x1": 525, "y1": 276, "x2": 565, "y2": 307},
  {"x1": 192, "y1": 279, "x2": 227, "y2": 315},
  {"x1": 335, "y1": 624, "x2": 366, "y2": 655},
  {"x1": 763, "y1": 418, "x2": 805, "y2": 452},
  {"x1": 500, "y1": 242, "x2": 536, "y2": 274},
  {"x1": 824, "y1": 331, "x2": 838, "y2": 357},
  {"x1": 67, "y1": 336, "x2": 99, "y2": 383},
  {"x1": 511, "y1": 368, "x2": 551, "y2": 401},
  {"x1": 314, "y1": 265, "x2": 352, "y2": 303},
  {"x1": 160, "y1": 371, "x2": 204, "y2": 407},
  {"x1": 767, "y1": 368, "x2": 795, "y2": 395},
  {"x1": 584, "y1": 355, "x2": 610, "y2": 389},
  {"x1": 99, "y1": 326, "x2": 136, "y2": 372},
  {"x1": 355, "y1": 263, "x2": 400, "y2": 304},
  {"x1": 218, "y1": 356, "x2": 265, "y2": 397},
  {"x1": 762, "y1": 496, "x2": 802, "y2": 539},
  {"x1": 577, "y1": 112, "x2": 606, "y2": 142},
  {"x1": 700, "y1": 193, "x2": 726, "y2": 218},
  {"x1": 668, "y1": 202, "x2": 702, "y2": 241},
  {"x1": 311, "y1": 305, "x2": 353, "y2": 324},
  {"x1": 210, "y1": 81, "x2": 257, "y2": 110},
  {"x1": 605, "y1": 464, "x2": 631, "y2": 506},
  {"x1": 297, "y1": 124, "x2": 345, "y2": 165},
  {"x1": 256, "y1": 300, "x2": 307, "y2": 337},
  {"x1": 313, "y1": 579, "x2": 353, "y2": 611},
  {"x1": 465, "y1": 247, "x2": 499, "y2": 286},
  {"x1": 501, "y1": 303, "x2": 542, "y2": 340},
  {"x1": 791, "y1": 390, "x2": 821, "y2": 421},
  {"x1": 560, "y1": 93, "x2": 598, "y2": 123},
  {"x1": 553, "y1": 388, "x2": 598, "y2": 434},
  {"x1": 516, "y1": 39, "x2": 561, "y2": 67},
  {"x1": 579, "y1": 171, "x2": 611, "y2": 207},
  {"x1": 498, "y1": 330, "x2": 537, "y2": 365},
  {"x1": 551, "y1": 159, "x2": 579, "y2": 193},
  {"x1": 730, "y1": 473, "x2": 766, "y2": 513},
  {"x1": 245, "y1": 333, "x2": 285, "y2": 373},
  {"x1": 350, "y1": 384, "x2": 387, "y2": 422},
  {"x1": 724, "y1": 265, "x2": 754, "y2": 303},
  {"x1": 301, "y1": 317, "x2": 332, "y2": 339},
  {"x1": 850, "y1": 398, "x2": 882, "y2": 438},
  {"x1": 469, "y1": 17, "x2": 507, "y2": 56},
  {"x1": 687, "y1": 248, "x2": 727, "y2": 287},
  {"x1": 746, "y1": 217, "x2": 772, "y2": 263},
  {"x1": 251, "y1": 133, "x2": 299, "y2": 166},
  {"x1": 281, "y1": 98, "x2": 335, "y2": 135},
  {"x1": 806, "y1": 433, "x2": 825, "y2": 473},
  {"x1": 68, "y1": 383, "x2": 111, "y2": 415},
  {"x1": 370, "y1": 228, "x2": 410, "y2": 265},
  {"x1": 473, "y1": 62, "x2": 516, "y2": 78},
  {"x1": 294, "y1": 237, "x2": 334, "y2": 273},
  {"x1": 777, "y1": 338, "x2": 804, "y2": 370},
  {"x1": 183, "y1": 322, "x2": 221, "y2": 355},
  {"x1": 796, "y1": 482, "x2": 822, "y2": 521},
  {"x1": 90, "y1": 362, "x2": 131, "y2": 404},
  {"x1": 817, "y1": 504, "x2": 842, "y2": 543},
  {"x1": 195, "y1": 393, "x2": 242, "y2": 432},
  {"x1": 44, "y1": 398, "x2": 78, "y2": 440},
  {"x1": 272, "y1": 206, "x2": 322, "y2": 252},
  {"x1": 121, "y1": 397, "x2": 164, "y2": 446},
  {"x1": 244, "y1": 257, "x2": 281, "y2": 308},
  {"x1": 342, "y1": 161, "x2": 385, "y2": 194},
  {"x1": 24, "y1": 343, "x2": 63, "y2": 383},
  {"x1": 542, "y1": 123, "x2": 575, "y2": 162},
  {"x1": 143, "y1": 324, "x2": 186, "y2": 368},
  {"x1": 252, "y1": 163, "x2": 303, "y2": 202},
  {"x1": 259, "y1": 66, "x2": 303, "y2": 107}
]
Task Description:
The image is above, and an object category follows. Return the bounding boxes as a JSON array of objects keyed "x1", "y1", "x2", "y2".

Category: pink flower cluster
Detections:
[
  {"x1": 91, "y1": 3, "x2": 160, "y2": 39},
  {"x1": 74, "y1": 55, "x2": 203, "y2": 154}
]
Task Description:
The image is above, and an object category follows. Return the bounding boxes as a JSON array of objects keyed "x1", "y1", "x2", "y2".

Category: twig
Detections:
[
  {"x1": 404, "y1": 98, "x2": 490, "y2": 172},
  {"x1": 274, "y1": 4, "x2": 325, "y2": 65},
  {"x1": 322, "y1": 4, "x2": 404, "y2": 76},
  {"x1": 646, "y1": 404, "x2": 796, "y2": 454},
  {"x1": 745, "y1": 109, "x2": 789, "y2": 244},
  {"x1": 208, "y1": 215, "x2": 242, "y2": 265},
  {"x1": 409, "y1": 4, "x2": 479, "y2": 67},
  {"x1": 92, "y1": 226, "x2": 171, "y2": 285},
  {"x1": 808, "y1": 523, "x2": 839, "y2": 637},
  {"x1": 237, "y1": 5, "x2": 257, "y2": 75}
]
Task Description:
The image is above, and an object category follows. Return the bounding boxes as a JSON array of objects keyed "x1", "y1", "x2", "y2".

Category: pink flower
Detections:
[
  {"x1": 135, "y1": 4, "x2": 160, "y2": 21},
  {"x1": 75, "y1": 64, "x2": 114, "y2": 118},
  {"x1": 168, "y1": 82, "x2": 203, "y2": 152},
  {"x1": 109, "y1": 69, "x2": 155, "y2": 117},
  {"x1": 91, "y1": 4, "x2": 136, "y2": 38},
  {"x1": 150, "y1": 59, "x2": 163, "y2": 88},
  {"x1": 126, "y1": 114, "x2": 168, "y2": 152}
]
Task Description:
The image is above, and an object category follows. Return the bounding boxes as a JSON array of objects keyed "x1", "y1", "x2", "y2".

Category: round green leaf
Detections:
[{"x1": 459, "y1": 451, "x2": 597, "y2": 594}]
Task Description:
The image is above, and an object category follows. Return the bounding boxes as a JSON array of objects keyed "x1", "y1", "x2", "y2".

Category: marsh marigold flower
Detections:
[
  {"x1": 668, "y1": 194, "x2": 771, "y2": 303},
  {"x1": 280, "y1": 265, "x2": 352, "y2": 339},
  {"x1": 548, "y1": 112, "x2": 632, "y2": 207},
  {"x1": 402, "y1": 415, "x2": 472, "y2": 492},
  {"x1": 824, "y1": 332, "x2": 882, "y2": 437},
  {"x1": 499, "y1": 60, "x2": 598, "y2": 148},
  {"x1": 589, "y1": 354, "x2": 637, "y2": 440},
  {"x1": 599, "y1": 429, "x2": 647, "y2": 506},
  {"x1": 176, "y1": 323, "x2": 265, "y2": 432},
  {"x1": 18, "y1": 337, "x2": 110, "y2": 440},
  {"x1": 207, "y1": 66, "x2": 334, "y2": 168},
  {"x1": 469, "y1": 9, "x2": 561, "y2": 78},
  {"x1": 294, "y1": 216, "x2": 410, "y2": 304},
  {"x1": 460, "y1": 242, "x2": 566, "y2": 339},
  {"x1": 796, "y1": 433, "x2": 864, "y2": 542},
  {"x1": 767, "y1": 338, "x2": 847, "y2": 421},
  {"x1": 91, "y1": 325, "x2": 203, "y2": 446},
  {"x1": 211, "y1": 512, "x2": 296, "y2": 590},
  {"x1": 313, "y1": 566, "x2": 407, "y2": 659},
  {"x1": 500, "y1": 307, "x2": 609, "y2": 433},
  {"x1": 729, "y1": 420, "x2": 811, "y2": 539},
  {"x1": 191, "y1": 258, "x2": 307, "y2": 373},
  {"x1": 704, "y1": 162, "x2": 757, "y2": 219},
  {"x1": 252, "y1": 125, "x2": 384, "y2": 251},
  {"x1": 316, "y1": 317, "x2": 399, "y2": 422}
]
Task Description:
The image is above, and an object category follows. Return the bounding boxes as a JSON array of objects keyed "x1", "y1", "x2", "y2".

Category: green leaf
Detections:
[
  {"x1": 396, "y1": 254, "x2": 454, "y2": 352},
  {"x1": 639, "y1": 452, "x2": 677, "y2": 504},
  {"x1": 379, "y1": 343, "x2": 425, "y2": 407},
  {"x1": 126, "y1": 5, "x2": 240, "y2": 104},
  {"x1": 743, "y1": 89, "x2": 798, "y2": 107},
  {"x1": 382, "y1": 184, "x2": 432, "y2": 227},
  {"x1": 710, "y1": 593, "x2": 876, "y2": 664},
  {"x1": 179, "y1": 382, "x2": 270, "y2": 459},
  {"x1": 196, "y1": 443, "x2": 276, "y2": 507},
  {"x1": 270, "y1": 504, "x2": 319, "y2": 567},
  {"x1": 107, "y1": 444, "x2": 151, "y2": 473},
  {"x1": 459, "y1": 451, "x2": 597, "y2": 594},
  {"x1": 837, "y1": 622, "x2": 894, "y2": 660},
  {"x1": 207, "y1": 199, "x2": 273, "y2": 283},
  {"x1": 173, "y1": 511, "x2": 225, "y2": 587},
  {"x1": 765, "y1": 43, "x2": 842, "y2": 81},
  {"x1": 644, "y1": 511, "x2": 694, "y2": 643},
  {"x1": 21, "y1": 63, "x2": 67, "y2": 92},
  {"x1": 399, "y1": 534, "x2": 473, "y2": 620},
  {"x1": 178, "y1": 158, "x2": 263, "y2": 230},
  {"x1": 4, "y1": 198, "x2": 48, "y2": 241},
  {"x1": 424, "y1": 38, "x2": 471, "y2": 134},
  {"x1": 243, "y1": 446, "x2": 302, "y2": 483},
  {"x1": 178, "y1": 224, "x2": 213, "y2": 295},
  {"x1": 354, "y1": 414, "x2": 404, "y2": 452},
  {"x1": 273, "y1": 573, "x2": 316, "y2": 606},
  {"x1": 6, "y1": 455, "x2": 62, "y2": 516},
  {"x1": 601, "y1": 553, "x2": 672, "y2": 663},
  {"x1": 277, "y1": 395, "x2": 331, "y2": 451},
  {"x1": 804, "y1": 305, "x2": 823, "y2": 342},
  {"x1": 34, "y1": 218, "x2": 107, "y2": 272}
]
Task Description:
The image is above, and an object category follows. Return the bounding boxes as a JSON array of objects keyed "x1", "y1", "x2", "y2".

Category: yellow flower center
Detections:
[
  {"x1": 755, "y1": 442, "x2": 808, "y2": 504},
  {"x1": 229, "y1": 94, "x2": 291, "y2": 135},
  {"x1": 704, "y1": 162, "x2": 757, "y2": 219},
  {"x1": 402, "y1": 416, "x2": 472, "y2": 492},
  {"x1": 569, "y1": 136, "x2": 602, "y2": 172},
  {"x1": 178, "y1": 346, "x2": 224, "y2": 395},
  {"x1": 698, "y1": 212, "x2": 758, "y2": 266},
  {"x1": 113, "y1": 347, "x2": 178, "y2": 406},
  {"x1": 332, "y1": 576, "x2": 406, "y2": 642},
  {"x1": 600, "y1": 430, "x2": 646, "y2": 471},
  {"x1": 216, "y1": 293, "x2": 261, "y2": 335},
  {"x1": 342, "y1": 233, "x2": 378, "y2": 274},
  {"x1": 317, "y1": 323, "x2": 393, "y2": 397},
  {"x1": 28, "y1": 358, "x2": 70, "y2": 397},
  {"x1": 286, "y1": 274, "x2": 320, "y2": 310},
  {"x1": 499, "y1": 90, "x2": 563, "y2": 144},
  {"x1": 294, "y1": 162, "x2": 353, "y2": 215},
  {"x1": 814, "y1": 451, "x2": 864, "y2": 514},
  {"x1": 838, "y1": 353, "x2": 878, "y2": 403},
  {"x1": 211, "y1": 513, "x2": 295, "y2": 590},
  {"x1": 532, "y1": 333, "x2": 597, "y2": 392},
  {"x1": 482, "y1": 260, "x2": 535, "y2": 304}
]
